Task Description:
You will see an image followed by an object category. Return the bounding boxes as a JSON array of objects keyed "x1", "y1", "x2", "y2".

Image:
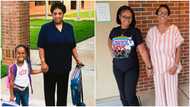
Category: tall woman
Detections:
[
  {"x1": 37, "y1": 2, "x2": 83, "y2": 106},
  {"x1": 108, "y1": 5, "x2": 152, "y2": 106},
  {"x1": 146, "y1": 4, "x2": 184, "y2": 106}
]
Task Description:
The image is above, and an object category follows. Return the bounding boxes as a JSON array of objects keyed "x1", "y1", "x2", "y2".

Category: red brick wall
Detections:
[
  {"x1": 29, "y1": 1, "x2": 94, "y2": 17},
  {"x1": 29, "y1": 1, "x2": 51, "y2": 17},
  {"x1": 1, "y1": 1, "x2": 30, "y2": 64},
  {"x1": 128, "y1": 1, "x2": 189, "y2": 93}
]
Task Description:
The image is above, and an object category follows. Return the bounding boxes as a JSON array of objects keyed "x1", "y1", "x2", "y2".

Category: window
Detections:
[
  {"x1": 81, "y1": 1, "x2": 84, "y2": 9},
  {"x1": 49, "y1": 1, "x2": 54, "y2": 5},
  {"x1": 71, "y1": 1, "x2": 77, "y2": 10},
  {"x1": 49, "y1": 1, "x2": 64, "y2": 5},
  {"x1": 35, "y1": 1, "x2": 45, "y2": 6}
]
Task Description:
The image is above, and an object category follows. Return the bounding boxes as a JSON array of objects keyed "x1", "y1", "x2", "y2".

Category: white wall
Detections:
[
  {"x1": 0, "y1": 1, "x2": 1, "y2": 47},
  {"x1": 96, "y1": 1, "x2": 128, "y2": 99}
]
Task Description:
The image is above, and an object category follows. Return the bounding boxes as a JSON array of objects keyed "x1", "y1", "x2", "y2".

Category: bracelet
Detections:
[{"x1": 146, "y1": 65, "x2": 152, "y2": 70}]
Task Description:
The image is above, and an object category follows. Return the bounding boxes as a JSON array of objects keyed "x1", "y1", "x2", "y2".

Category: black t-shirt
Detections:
[
  {"x1": 109, "y1": 26, "x2": 143, "y2": 72},
  {"x1": 37, "y1": 21, "x2": 76, "y2": 73}
]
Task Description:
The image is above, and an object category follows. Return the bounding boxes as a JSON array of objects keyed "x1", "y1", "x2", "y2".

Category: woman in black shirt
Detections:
[{"x1": 108, "y1": 5, "x2": 152, "y2": 106}]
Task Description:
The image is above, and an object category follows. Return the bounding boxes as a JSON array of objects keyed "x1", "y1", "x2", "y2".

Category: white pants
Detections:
[{"x1": 153, "y1": 72, "x2": 178, "y2": 106}]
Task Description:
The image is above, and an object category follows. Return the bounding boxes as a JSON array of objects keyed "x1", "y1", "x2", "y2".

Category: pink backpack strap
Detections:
[
  {"x1": 6, "y1": 64, "x2": 13, "y2": 89},
  {"x1": 6, "y1": 64, "x2": 17, "y2": 89}
]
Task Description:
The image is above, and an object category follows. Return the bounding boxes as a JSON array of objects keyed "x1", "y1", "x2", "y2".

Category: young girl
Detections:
[
  {"x1": 9, "y1": 44, "x2": 42, "y2": 106},
  {"x1": 108, "y1": 6, "x2": 152, "y2": 106}
]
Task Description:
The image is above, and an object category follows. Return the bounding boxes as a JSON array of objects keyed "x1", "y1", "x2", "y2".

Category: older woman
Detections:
[
  {"x1": 37, "y1": 2, "x2": 83, "y2": 106},
  {"x1": 108, "y1": 5, "x2": 152, "y2": 106},
  {"x1": 146, "y1": 4, "x2": 184, "y2": 106}
]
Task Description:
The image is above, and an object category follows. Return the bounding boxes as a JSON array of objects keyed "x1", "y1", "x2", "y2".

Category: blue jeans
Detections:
[{"x1": 14, "y1": 87, "x2": 29, "y2": 106}]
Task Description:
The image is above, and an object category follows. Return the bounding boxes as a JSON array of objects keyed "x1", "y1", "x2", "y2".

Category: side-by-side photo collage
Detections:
[{"x1": 0, "y1": 0, "x2": 189, "y2": 106}]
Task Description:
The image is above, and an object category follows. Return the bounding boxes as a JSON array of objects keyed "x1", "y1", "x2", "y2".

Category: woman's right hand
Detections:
[
  {"x1": 41, "y1": 62, "x2": 49, "y2": 73},
  {"x1": 9, "y1": 96, "x2": 15, "y2": 102},
  {"x1": 146, "y1": 69, "x2": 153, "y2": 78}
]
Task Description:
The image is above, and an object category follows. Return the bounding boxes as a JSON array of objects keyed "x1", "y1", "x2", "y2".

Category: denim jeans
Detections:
[
  {"x1": 14, "y1": 87, "x2": 29, "y2": 106},
  {"x1": 113, "y1": 66, "x2": 140, "y2": 106}
]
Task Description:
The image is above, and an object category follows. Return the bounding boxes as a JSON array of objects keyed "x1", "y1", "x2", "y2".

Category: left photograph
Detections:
[{"x1": 0, "y1": 1, "x2": 95, "y2": 106}]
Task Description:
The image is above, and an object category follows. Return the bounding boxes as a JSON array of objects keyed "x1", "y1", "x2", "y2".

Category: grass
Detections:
[
  {"x1": 64, "y1": 10, "x2": 95, "y2": 18},
  {"x1": 1, "y1": 64, "x2": 7, "y2": 78},
  {"x1": 30, "y1": 19, "x2": 94, "y2": 49},
  {"x1": 1, "y1": 11, "x2": 95, "y2": 78}
]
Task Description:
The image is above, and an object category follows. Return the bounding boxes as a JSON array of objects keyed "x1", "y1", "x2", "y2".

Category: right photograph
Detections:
[{"x1": 96, "y1": 1, "x2": 189, "y2": 106}]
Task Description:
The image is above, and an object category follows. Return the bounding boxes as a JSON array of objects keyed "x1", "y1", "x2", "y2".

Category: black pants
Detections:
[
  {"x1": 113, "y1": 66, "x2": 140, "y2": 106},
  {"x1": 43, "y1": 71, "x2": 70, "y2": 106}
]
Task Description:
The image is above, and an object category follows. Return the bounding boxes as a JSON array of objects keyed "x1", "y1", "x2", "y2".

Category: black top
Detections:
[
  {"x1": 37, "y1": 20, "x2": 76, "y2": 73},
  {"x1": 109, "y1": 26, "x2": 143, "y2": 72}
]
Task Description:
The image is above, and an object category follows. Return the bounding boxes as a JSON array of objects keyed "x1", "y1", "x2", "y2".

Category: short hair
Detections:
[
  {"x1": 116, "y1": 5, "x2": 136, "y2": 28},
  {"x1": 50, "y1": 1, "x2": 66, "y2": 14},
  {"x1": 155, "y1": 4, "x2": 171, "y2": 16}
]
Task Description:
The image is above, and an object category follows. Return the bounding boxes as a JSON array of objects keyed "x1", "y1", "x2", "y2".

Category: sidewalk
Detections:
[
  {"x1": 1, "y1": 37, "x2": 95, "y2": 106},
  {"x1": 96, "y1": 84, "x2": 189, "y2": 106}
]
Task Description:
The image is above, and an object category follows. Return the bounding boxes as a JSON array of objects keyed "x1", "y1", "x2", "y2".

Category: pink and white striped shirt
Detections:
[{"x1": 146, "y1": 24, "x2": 184, "y2": 74}]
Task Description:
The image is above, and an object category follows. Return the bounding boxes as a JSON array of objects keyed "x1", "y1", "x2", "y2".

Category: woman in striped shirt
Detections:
[{"x1": 146, "y1": 4, "x2": 184, "y2": 106}]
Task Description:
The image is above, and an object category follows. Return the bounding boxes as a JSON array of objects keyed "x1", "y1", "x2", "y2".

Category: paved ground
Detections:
[
  {"x1": 1, "y1": 36, "x2": 189, "y2": 106},
  {"x1": 96, "y1": 84, "x2": 189, "y2": 106},
  {"x1": 1, "y1": 37, "x2": 95, "y2": 106}
]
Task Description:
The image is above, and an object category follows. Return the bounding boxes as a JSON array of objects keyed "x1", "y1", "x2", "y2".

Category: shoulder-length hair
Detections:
[{"x1": 116, "y1": 5, "x2": 136, "y2": 28}]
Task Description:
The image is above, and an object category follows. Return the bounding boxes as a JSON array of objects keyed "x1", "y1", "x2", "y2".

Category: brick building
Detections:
[
  {"x1": 129, "y1": 1, "x2": 189, "y2": 93},
  {"x1": 29, "y1": 1, "x2": 94, "y2": 17},
  {"x1": 96, "y1": 1, "x2": 189, "y2": 99},
  {"x1": 1, "y1": 0, "x2": 94, "y2": 64},
  {"x1": 1, "y1": 1, "x2": 30, "y2": 64}
]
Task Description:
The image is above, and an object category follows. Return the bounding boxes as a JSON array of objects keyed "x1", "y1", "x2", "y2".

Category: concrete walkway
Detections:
[
  {"x1": 1, "y1": 37, "x2": 95, "y2": 106},
  {"x1": 1, "y1": 36, "x2": 189, "y2": 106},
  {"x1": 96, "y1": 84, "x2": 189, "y2": 106}
]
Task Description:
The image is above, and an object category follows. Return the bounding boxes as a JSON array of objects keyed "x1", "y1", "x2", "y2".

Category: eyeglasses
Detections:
[
  {"x1": 53, "y1": 12, "x2": 63, "y2": 16},
  {"x1": 157, "y1": 11, "x2": 168, "y2": 17},
  {"x1": 120, "y1": 15, "x2": 132, "y2": 20}
]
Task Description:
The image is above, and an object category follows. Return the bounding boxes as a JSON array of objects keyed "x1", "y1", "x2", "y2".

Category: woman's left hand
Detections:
[
  {"x1": 168, "y1": 66, "x2": 177, "y2": 75},
  {"x1": 146, "y1": 69, "x2": 153, "y2": 78},
  {"x1": 76, "y1": 59, "x2": 84, "y2": 66}
]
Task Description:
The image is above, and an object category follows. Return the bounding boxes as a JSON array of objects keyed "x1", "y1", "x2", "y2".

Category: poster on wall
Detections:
[{"x1": 96, "y1": 3, "x2": 111, "y2": 22}]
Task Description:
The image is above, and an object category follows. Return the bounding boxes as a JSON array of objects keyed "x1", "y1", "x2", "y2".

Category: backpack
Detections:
[{"x1": 6, "y1": 59, "x2": 33, "y2": 94}]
